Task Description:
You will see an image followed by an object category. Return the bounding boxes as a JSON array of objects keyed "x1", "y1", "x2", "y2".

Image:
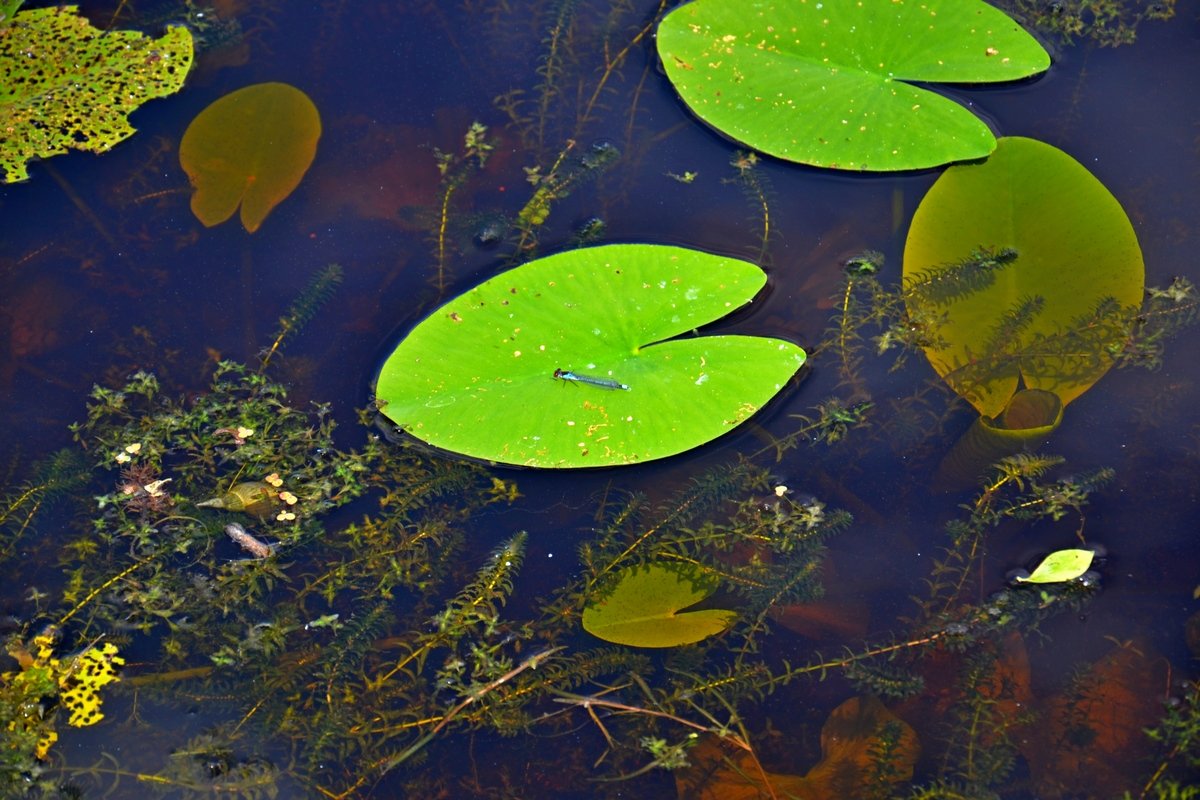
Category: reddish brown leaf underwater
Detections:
[
  {"x1": 768, "y1": 599, "x2": 870, "y2": 642},
  {"x1": 304, "y1": 107, "x2": 518, "y2": 231},
  {"x1": 768, "y1": 557, "x2": 870, "y2": 641},
  {"x1": 0, "y1": 276, "x2": 89, "y2": 389},
  {"x1": 898, "y1": 631, "x2": 1034, "y2": 734},
  {"x1": 891, "y1": 631, "x2": 1175, "y2": 798},
  {"x1": 1019, "y1": 639, "x2": 1169, "y2": 799},
  {"x1": 676, "y1": 695, "x2": 918, "y2": 800}
]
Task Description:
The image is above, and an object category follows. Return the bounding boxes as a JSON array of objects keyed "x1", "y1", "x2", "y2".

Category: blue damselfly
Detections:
[{"x1": 553, "y1": 368, "x2": 630, "y2": 391}]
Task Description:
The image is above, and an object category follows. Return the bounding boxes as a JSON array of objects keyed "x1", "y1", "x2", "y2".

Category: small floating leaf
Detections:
[
  {"x1": 582, "y1": 563, "x2": 736, "y2": 648},
  {"x1": 375, "y1": 244, "x2": 806, "y2": 468},
  {"x1": 179, "y1": 82, "x2": 321, "y2": 232},
  {"x1": 1016, "y1": 549, "x2": 1095, "y2": 584},
  {"x1": 657, "y1": 0, "x2": 1049, "y2": 171},
  {"x1": 0, "y1": 5, "x2": 194, "y2": 183}
]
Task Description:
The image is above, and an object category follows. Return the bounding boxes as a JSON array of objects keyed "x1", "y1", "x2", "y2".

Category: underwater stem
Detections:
[{"x1": 57, "y1": 560, "x2": 145, "y2": 628}]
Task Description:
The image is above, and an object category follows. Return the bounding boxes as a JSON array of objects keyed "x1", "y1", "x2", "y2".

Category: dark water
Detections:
[{"x1": 2, "y1": 1, "x2": 1199, "y2": 797}]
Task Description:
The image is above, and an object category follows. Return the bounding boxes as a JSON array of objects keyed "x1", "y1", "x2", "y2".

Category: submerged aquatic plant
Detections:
[
  {"x1": 997, "y1": 0, "x2": 1176, "y2": 47},
  {"x1": 1, "y1": 239, "x2": 1185, "y2": 796},
  {"x1": 2, "y1": 3, "x2": 1195, "y2": 797}
]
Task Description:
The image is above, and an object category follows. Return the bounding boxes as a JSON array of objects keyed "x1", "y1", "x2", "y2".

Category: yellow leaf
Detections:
[{"x1": 179, "y1": 83, "x2": 321, "y2": 233}]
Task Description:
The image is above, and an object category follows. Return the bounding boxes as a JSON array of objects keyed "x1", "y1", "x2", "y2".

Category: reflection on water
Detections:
[{"x1": 1, "y1": 0, "x2": 1198, "y2": 797}]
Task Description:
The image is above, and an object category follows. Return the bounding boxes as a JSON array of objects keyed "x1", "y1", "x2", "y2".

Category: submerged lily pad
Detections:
[
  {"x1": 903, "y1": 137, "x2": 1144, "y2": 417},
  {"x1": 0, "y1": 5, "x2": 194, "y2": 183},
  {"x1": 935, "y1": 388, "x2": 1063, "y2": 490},
  {"x1": 375, "y1": 244, "x2": 805, "y2": 468},
  {"x1": 656, "y1": 0, "x2": 1049, "y2": 171},
  {"x1": 179, "y1": 82, "x2": 321, "y2": 233},
  {"x1": 582, "y1": 563, "x2": 737, "y2": 648}
]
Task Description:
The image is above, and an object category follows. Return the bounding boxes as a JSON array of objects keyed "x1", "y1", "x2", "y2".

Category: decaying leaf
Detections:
[
  {"x1": 1021, "y1": 640, "x2": 1167, "y2": 799},
  {"x1": 676, "y1": 696, "x2": 918, "y2": 799},
  {"x1": 0, "y1": 5, "x2": 194, "y2": 183}
]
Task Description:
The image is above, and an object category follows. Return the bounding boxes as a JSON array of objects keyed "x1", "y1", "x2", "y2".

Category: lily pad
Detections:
[
  {"x1": 656, "y1": 0, "x2": 1049, "y2": 171},
  {"x1": 903, "y1": 137, "x2": 1144, "y2": 417},
  {"x1": 375, "y1": 244, "x2": 806, "y2": 468},
  {"x1": 0, "y1": 4, "x2": 194, "y2": 183},
  {"x1": 179, "y1": 82, "x2": 322, "y2": 233},
  {"x1": 582, "y1": 563, "x2": 737, "y2": 648},
  {"x1": 935, "y1": 388, "x2": 1063, "y2": 490},
  {"x1": 1016, "y1": 549, "x2": 1095, "y2": 584}
]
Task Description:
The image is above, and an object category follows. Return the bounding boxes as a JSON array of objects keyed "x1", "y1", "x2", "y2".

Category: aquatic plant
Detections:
[
  {"x1": 375, "y1": 243, "x2": 806, "y2": 467},
  {"x1": 16, "y1": 372, "x2": 513, "y2": 795},
  {"x1": 1, "y1": 248, "x2": 1181, "y2": 797},
  {"x1": 429, "y1": 122, "x2": 496, "y2": 290},
  {"x1": 0, "y1": 2, "x2": 195, "y2": 183},
  {"x1": 581, "y1": 562, "x2": 738, "y2": 647},
  {"x1": 484, "y1": 1, "x2": 672, "y2": 262},
  {"x1": 997, "y1": 0, "x2": 1176, "y2": 47},
  {"x1": 258, "y1": 262, "x2": 344, "y2": 371},
  {"x1": 0, "y1": 449, "x2": 90, "y2": 561},
  {"x1": 726, "y1": 151, "x2": 775, "y2": 265},
  {"x1": 492, "y1": 0, "x2": 668, "y2": 158},
  {"x1": 904, "y1": 137, "x2": 1144, "y2": 418},
  {"x1": 179, "y1": 82, "x2": 322, "y2": 232},
  {"x1": 1136, "y1": 680, "x2": 1200, "y2": 799},
  {"x1": 511, "y1": 138, "x2": 620, "y2": 257},
  {"x1": 813, "y1": 236, "x2": 1193, "y2": 482},
  {"x1": 2, "y1": 3, "x2": 1194, "y2": 797},
  {"x1": 657, "y1": 0, "x2": 1050, "y2": 171}
]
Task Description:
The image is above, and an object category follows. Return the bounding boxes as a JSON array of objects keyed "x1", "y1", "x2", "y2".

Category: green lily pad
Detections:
[
  {"x1": 656, "y1": 0, "x2": 1049, "y2": 171},
  {"x1": 375, "y1": 244, "x2": 806, "y2": 468},
  {"x1": 0, "y1": 4, "x2": 194, "y2": 183},
  {"x1": 1015, "y1": 549, "x2": 1095, "y2": 584},
  {"x1": 903, "y1": 137, "x2": 1144, "y2": 417},
  {"x1": 582, "y1": 563, "x2": 737, "y2": 648}
]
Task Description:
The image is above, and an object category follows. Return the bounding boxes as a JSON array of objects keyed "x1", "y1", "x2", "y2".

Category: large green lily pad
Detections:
[
  {"x1": 375, "y1": 244, "x2": 806, "y2": 468},
  {"x1": 656, "y1": 0, "x2": 1049, "y2": 171},
  {"x1": 582, "y1": 563, "x2": 737, "y2": 648},
  {"x1": 179, "y1": 83, "x2": 322, "y2": 233},
  {"x1": 0, "y1": 4, "x2": 194, "y2": 183},
  {"x1": 903, "y1": 137, "x2": 1144, "y2": 417}
]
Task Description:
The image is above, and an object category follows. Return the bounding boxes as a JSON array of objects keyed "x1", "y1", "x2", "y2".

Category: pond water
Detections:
[{"x1": 2, "y1": 0, "x2": 1199, "y2": 797}]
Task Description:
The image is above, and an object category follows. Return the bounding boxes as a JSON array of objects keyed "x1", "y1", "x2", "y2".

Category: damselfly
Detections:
[{"x1": 553, "y1": 368, "x2": 630, "y2": 391}]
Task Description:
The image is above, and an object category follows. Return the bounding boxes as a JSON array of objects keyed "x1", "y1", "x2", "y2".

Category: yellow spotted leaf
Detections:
[
  {"x1": 59, "y1": 642, "x2": 124, "y2": 727},
  {"x1": 35, "y1": 730, "x2": 58, "y2": 760},
  {"x1": 0, "y1": 5, "x2": 194, "y2": 183}
]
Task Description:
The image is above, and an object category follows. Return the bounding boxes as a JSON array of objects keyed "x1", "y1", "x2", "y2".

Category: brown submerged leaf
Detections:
[
  {"x1": 1021, "y1": 640, "x2": 1167, "y2": 799},
  {"x1": 179, "y1": 82, "x2": 321, "y2": 232},
  {"x1": 676, "y1": 696, "x2": 918, "y2": 800}
]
